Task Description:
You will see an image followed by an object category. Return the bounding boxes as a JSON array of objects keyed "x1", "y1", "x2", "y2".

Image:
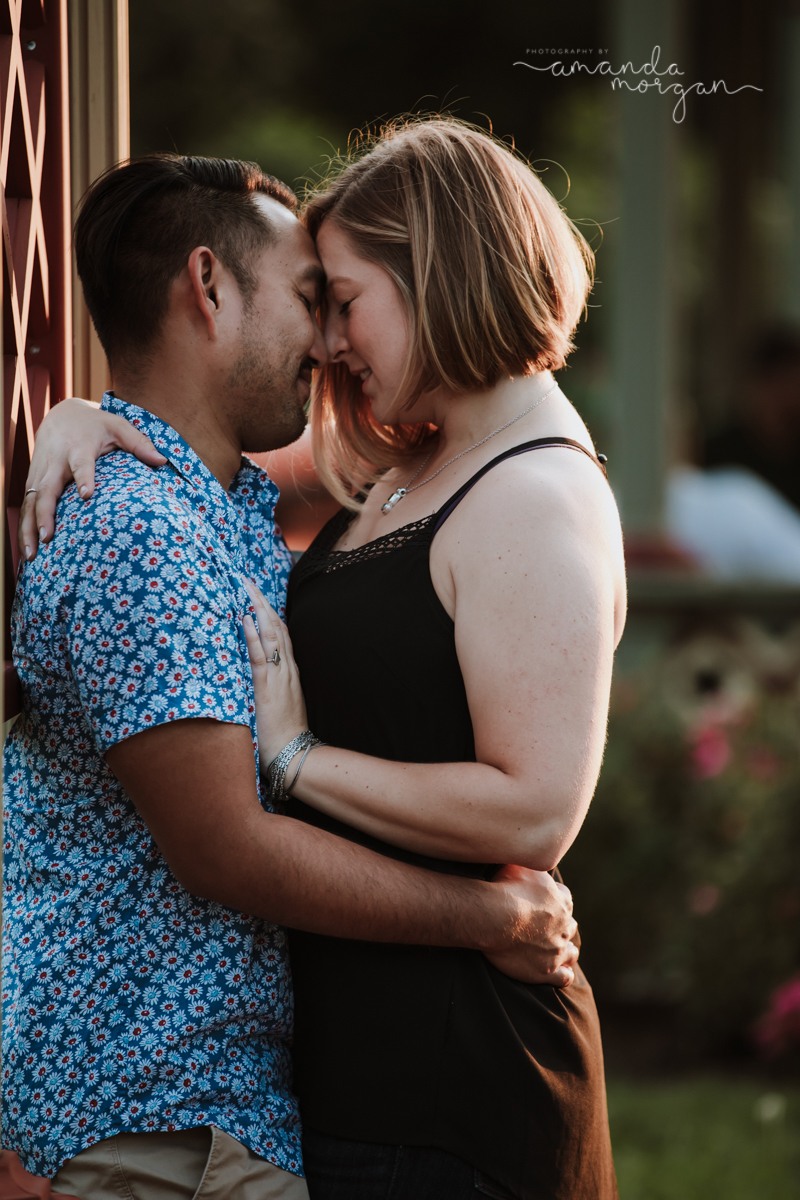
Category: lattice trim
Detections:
[
  {"x1": 2, "y1": 2, "x2": 51, "y2": 484},
  {"x1": 2, "y1": 0, "x2": 71, "y2": 712}
]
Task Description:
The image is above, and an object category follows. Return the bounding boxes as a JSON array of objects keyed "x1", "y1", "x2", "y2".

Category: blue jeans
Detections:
[{"x1": 302, "y1": 1128, "x2": 518, "y2": 1200}]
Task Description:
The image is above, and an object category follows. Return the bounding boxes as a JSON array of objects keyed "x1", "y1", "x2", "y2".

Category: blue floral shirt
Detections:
[{"x1": 2, "y1": 394, "x2": 299, "y2": 1179}]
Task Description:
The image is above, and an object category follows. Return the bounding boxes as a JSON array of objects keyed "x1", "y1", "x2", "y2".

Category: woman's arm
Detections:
[
  {"x1": 245, "y1": 454, "x2": 626, "y2": 871},
  {"x1": 18, "y1": 397, "x2": 166, "y2": 559}
]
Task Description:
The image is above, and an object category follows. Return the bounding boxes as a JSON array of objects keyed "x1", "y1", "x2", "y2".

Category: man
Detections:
[{"x1": 3, "y1": 155, "x2": 577, "y2": 1198}]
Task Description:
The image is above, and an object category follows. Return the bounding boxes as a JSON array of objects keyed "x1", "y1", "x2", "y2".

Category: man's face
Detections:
[{"x1": 222, "y1": 196, "x2": 327, "y2": 452}]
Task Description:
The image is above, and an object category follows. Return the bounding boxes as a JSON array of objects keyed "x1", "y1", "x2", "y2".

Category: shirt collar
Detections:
[{"x1": 100, "y1": 391, "x2": 279, "y2": 515}]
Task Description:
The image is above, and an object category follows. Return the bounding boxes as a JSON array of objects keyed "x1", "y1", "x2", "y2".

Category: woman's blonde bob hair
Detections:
[{"x1": 302, "y1": 117, "x2": 594, "y2": 508}]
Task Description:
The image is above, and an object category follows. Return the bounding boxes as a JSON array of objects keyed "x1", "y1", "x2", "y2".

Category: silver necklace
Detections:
[{"x1": 380, "y1": 381, "x2": 559, "y2": 514}]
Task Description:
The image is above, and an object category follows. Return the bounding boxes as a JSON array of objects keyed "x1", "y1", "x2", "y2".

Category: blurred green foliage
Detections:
[
  {"x1": 130, "y1": 0, "x2": 604, "y2": 171},
  {"x1": 564, "y1": 622, "x2": 800, "y2": 1051},
  {"x1": 607, "y1": 1077, "x2": 800, "y2": 1199}
]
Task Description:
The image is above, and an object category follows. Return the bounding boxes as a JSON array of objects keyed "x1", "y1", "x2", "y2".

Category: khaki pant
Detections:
[{"x1": 51, "y1": 1125, "x2": 310, "y2": 1200}]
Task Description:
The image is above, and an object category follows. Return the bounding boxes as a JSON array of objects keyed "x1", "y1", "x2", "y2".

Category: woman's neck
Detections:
[{"x1": 412, "y1": 371, "x2": 558, "y2": 461}]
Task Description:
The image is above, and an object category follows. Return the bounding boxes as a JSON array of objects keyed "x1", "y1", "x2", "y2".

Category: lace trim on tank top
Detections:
[{"x1": 293, "y1": 509, "x2": 437, "y2": 581}]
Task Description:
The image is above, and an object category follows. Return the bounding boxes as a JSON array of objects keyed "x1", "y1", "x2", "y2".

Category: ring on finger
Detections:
[
  {"x1": 268, "y1": 648, "x2": 281, "y2": 665},
  {"x1": 25, "y1": 487, "x2": 37, "y2": 496}
]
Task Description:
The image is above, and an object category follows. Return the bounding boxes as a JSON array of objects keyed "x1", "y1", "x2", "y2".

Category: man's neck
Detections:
[{"x1": 112, "y1": 368, "x2": 242, "y2": 490}]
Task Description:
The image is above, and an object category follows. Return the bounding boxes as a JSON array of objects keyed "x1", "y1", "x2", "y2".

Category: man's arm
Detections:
[{"x1": 105, "y1": 717, "x2": 578, "y2": 985}]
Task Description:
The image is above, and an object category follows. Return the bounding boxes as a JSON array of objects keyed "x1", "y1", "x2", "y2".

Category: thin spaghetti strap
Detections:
[{"x1": 432, "y1": 436, "x2": 608, "y2": 533}]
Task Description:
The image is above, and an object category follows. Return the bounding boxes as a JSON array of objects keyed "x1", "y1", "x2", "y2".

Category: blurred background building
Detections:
[{"x1": 3, "y1": 0, "x2": 800, "y2": 1193}]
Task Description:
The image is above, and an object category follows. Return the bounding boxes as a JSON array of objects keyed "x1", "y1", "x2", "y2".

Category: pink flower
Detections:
[
  {"x1": 689, "y1": 724, "x2": 732, "y2": 779},
  {"x1": 688, "y1": 883, "x2": 721, "y2": 916},
  {"x1": 755, "y1": 976, "x2": 800, "y2": 1056}
]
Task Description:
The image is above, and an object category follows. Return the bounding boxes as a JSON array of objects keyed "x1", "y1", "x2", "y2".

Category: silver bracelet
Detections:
[
  {"x1": 285, "y1": 740, "x2": 325, "y2": 795},
  {"x1": 265, "y1": 731, "x2": 321, "y2": 803}
]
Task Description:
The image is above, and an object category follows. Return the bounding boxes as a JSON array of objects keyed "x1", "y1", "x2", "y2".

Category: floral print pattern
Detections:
[{"x1": 2, "y1": 395, "x2": 300, "y2": 1179}]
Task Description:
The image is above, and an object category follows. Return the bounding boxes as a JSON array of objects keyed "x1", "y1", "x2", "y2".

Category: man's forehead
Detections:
[
  {"x1": 253, "y1": 194, "x2": 323, "y2": 282},
  {"x1": 253, "y1": 192, "x2": 298, "y2": 232}
]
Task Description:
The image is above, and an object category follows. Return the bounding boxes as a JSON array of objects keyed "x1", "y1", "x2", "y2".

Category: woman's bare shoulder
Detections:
[
  {"x1": 431, "y1": 442, "x2": 627, "y2": 639},
  {"x1": 443, "y1": 440, "x2": 620, "y2": 544}
]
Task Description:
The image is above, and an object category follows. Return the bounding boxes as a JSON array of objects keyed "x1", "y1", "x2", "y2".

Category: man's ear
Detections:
[{"x1": 187, "y1": 246, "x2": 225, "y2": 340}]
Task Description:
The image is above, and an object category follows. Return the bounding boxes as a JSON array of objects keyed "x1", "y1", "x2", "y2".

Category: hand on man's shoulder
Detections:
[{"x1": 18, "y1": 449, "x2": 252, "y2": 756}]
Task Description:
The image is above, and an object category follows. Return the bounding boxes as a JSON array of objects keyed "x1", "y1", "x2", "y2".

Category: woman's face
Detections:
[{"x1": 315, "y1": 219, "x2": 412, "y2": 424}]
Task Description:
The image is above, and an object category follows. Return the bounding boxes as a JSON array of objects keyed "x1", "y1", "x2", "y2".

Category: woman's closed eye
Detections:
[{"x1": 338, "y1": 300, "x2": 352, "y2": 316}]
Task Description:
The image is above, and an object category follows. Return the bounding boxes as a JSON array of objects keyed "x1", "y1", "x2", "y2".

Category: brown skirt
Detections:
[{"x1": 289, "y1": 930, "x2": 618, "y2": 1200}]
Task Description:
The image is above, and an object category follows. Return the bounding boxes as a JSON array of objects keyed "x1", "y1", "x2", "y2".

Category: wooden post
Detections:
[
  {"x1": 610, "y1": 0, "x2": 679, "y2": 540},
  {"x1": 68, "y1": 0, "x2": 129, "y2": 401},
  {"x1": 782, "y1": 13, "x2": 800, "y2": 324},
  {"x1": 0, "y1": 5, "x2": 103, "y2": 1193}
]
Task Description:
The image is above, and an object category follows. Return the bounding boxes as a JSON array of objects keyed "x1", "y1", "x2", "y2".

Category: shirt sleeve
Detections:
[{"x1": 48, "y1": 465, "x2": 255, "y2": 754}]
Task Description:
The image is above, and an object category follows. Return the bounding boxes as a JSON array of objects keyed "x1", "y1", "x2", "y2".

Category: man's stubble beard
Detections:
[{"x1": 226, "y1": 326, "x2": 308, "y2": 453}]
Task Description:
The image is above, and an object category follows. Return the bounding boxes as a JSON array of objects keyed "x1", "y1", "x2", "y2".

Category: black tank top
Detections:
[{"x1": 285, "y1": 439, "x2": 618, "y2": 1200}]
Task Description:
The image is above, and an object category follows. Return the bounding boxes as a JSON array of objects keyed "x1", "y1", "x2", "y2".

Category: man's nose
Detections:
[{"x1": 310, "y1": 321, "x2": 329, "y2": 368}]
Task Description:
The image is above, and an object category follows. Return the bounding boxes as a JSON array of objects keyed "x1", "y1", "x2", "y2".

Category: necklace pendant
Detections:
[{"x1": 381, "y1": 487, "x2": 407, "y2": 514}]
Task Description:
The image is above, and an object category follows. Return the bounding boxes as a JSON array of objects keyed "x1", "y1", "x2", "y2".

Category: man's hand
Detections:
[
  {"x1": 485, "y1": 863, "x2": 578, "y2": 986},
  {"x1": 19, "y1": 397, "x2": 166, "y2": 560},
  {"x1": 105, "y1": 718, "x2": 578, "y2": 986}
]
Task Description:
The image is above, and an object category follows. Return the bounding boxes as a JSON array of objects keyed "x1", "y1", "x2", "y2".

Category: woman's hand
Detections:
[
  {"x1": 18, "y1": 397, "x2": 167, "y2": 560},
  {"x1": 242, "y1": 580, "x2": 309, "y2": 769}
]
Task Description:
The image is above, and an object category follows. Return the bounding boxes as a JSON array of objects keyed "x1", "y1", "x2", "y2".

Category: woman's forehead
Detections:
[
  {"x1": 316, "y1": 227, "x2": 385, "y2": 290},
  {"x1": 316, "y1": 219, "x2": 359, "y2": 265}
]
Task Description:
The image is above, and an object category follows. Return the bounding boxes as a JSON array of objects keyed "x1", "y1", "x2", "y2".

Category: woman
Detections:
[{"x1": 21, "y1": 119, "x2": 624, "y2": 1199}]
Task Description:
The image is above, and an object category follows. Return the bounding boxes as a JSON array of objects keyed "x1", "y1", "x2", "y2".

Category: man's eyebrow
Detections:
[{"x1": 298, "y1": 264, "x2": 325, "y2": 289}]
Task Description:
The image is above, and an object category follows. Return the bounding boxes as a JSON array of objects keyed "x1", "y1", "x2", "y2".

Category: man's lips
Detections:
[{"x1": 297, "y1": 368, "x2": 312, "y2": 401}]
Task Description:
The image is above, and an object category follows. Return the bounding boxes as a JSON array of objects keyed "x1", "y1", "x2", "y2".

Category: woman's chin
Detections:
[
  {"x1": 366, "y1": 389, "x2": 420, "y2": 428},
  {"x1": 366, "y1": 396, "x2": 390, "y2": 424}
]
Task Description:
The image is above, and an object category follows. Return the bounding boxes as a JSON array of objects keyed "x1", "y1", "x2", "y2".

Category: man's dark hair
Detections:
[{"x1": 74, "y1": 154, "x2": 297, "y2": 366}]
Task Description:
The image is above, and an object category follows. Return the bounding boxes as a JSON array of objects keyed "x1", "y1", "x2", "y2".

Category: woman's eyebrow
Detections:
[{"x1": 324, "y1": 276, "x2": 354, "y2": 289}]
